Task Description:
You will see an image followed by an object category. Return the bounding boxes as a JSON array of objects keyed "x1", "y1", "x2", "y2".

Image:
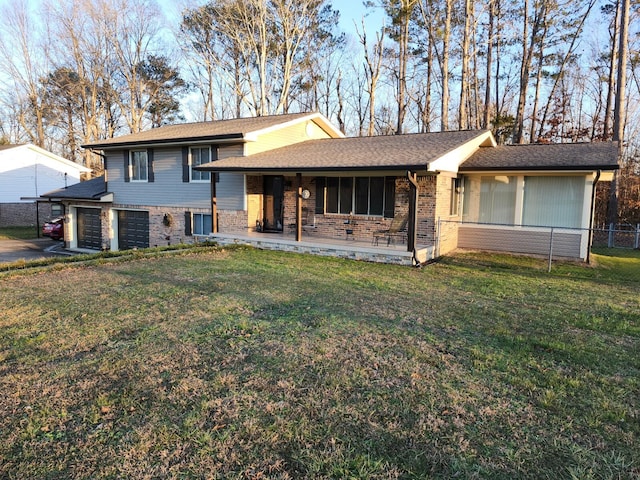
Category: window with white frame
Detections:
[
  {"x1": 190, "y1": 147, "x2": 211, "y2": 182},
  {"x1": 193, "y1": 213, "x2": 212, "y2": 235},
  {"x1": 130, "y1": 150, "x2": 148, "y2": 182},
  {"x1": 51, "y1": 204, "x2": 63, "y2": 217},
  {"x1": 467, "y1": 175, "x2": 585, "y2": 228},
  {"x1": 450, "y1": 177, "x2": 461, "y2": 216}
]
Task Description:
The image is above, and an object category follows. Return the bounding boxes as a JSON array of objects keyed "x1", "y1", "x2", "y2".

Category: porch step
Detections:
[{"x1": 209, "y1": 232, "x2": 435, "y2": 266}]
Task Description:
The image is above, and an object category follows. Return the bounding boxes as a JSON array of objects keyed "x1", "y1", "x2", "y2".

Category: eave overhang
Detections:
[{"x1": 82, "y1": 134, "x2": 245, "y2": 150}]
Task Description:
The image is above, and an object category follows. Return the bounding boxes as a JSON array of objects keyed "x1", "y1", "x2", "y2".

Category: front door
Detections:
[{"x1": 263, "y1": 175, "x2": 284, "y2": 232}]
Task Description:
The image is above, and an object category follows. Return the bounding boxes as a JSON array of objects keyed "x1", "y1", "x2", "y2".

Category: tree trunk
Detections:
[
  {"x1": 483, "y1": 0, "x2": 495, "y2": 129},
  {"x1": 459, "y1": 0, "x2": 472, "y2": 130},
  {"x1": 396, "y1": 6, "x2": 410, "y2": 134},
  {"x1": 610, "y1": 0, "x2": 630, "y2": 225},
  {"x1": 528, "y1": 22, "x2": 547, "y2": 143},
  {"x1": 441, "y1": 0, "x2": 452, "y2": 131},
  {"x1": 604, "y1": 0, "x2": 621, "y2": 141}
]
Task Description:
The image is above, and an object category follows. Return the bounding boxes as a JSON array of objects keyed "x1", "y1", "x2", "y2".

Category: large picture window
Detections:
[
  {"x1": 323, "y1": 176, "x2": 393, "y2": 217},
  {"x1": 130, "y1": 150, "x2": 148, "y2": 182},
  {"x1": 523, "y1": 176, "x2": 583, "y2": 228},
  {"x1": 479, "y1": 176, "x2": 517, "y2": 224},
  {"x1": 190, "y1": 147, "x2": 211, "y2": 182},
  {"x1": 466, "y1": 175, "x2": 586, "y2": 228}
]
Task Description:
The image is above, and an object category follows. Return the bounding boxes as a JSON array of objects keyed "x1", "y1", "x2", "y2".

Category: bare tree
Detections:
[
  {"x1": 0, "y1": 0, "x2": 51, "y2": 147},
  {"x1": 610, "y1": 0, "x2": 631, "y2": 224},
  {"x1": 459, "y1": 0, "x2": 472, "y2": 129},
  {"x1": 356, "y1": 19, "x2": 386, "y2": 136}
]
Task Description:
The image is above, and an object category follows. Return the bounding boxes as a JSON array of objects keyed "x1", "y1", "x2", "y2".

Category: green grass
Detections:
[
  {"x1": 0, "y1": 226, "x2": 39, "y2": 240},
  {"x1": 0, "y1": 246, "x2": 638, "y2": 479}
]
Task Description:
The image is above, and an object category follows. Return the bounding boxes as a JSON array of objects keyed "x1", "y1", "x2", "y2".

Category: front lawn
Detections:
[
  {"x1": 0, "y1": 247, "x2": 638, "y2": 479},
  {"x1": 0, "y1": 226, "x2": 39, "y2": 240}
]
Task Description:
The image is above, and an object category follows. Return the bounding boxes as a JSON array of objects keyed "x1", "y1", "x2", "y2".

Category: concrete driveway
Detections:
[{"x1": 0, "y1": 238, "x2": 69, "y2": 264}]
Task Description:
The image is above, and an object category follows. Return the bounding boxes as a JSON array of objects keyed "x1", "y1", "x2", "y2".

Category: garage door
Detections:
[
  {"x1": 117, "y1": 210, "x2": 149, "y2": 250},
  {"x1": 77, "y1": 208, "x2": 102, "y2": 250}
]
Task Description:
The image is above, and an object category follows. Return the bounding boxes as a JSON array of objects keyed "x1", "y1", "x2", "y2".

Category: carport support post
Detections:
[
  {"x1": 295, "y1": 173, "x2": 302, "y2": 242},
  {"x1": 407, "y1": 171, "x2": 419, "y2": 253},
  {"x1": 210, "y1": 175, "x2": 218, "y2": 233}
]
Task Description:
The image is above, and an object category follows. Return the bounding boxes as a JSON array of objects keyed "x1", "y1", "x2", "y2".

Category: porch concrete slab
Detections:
[{"x1": 208, "y1": 231, "x2": 434, "y2": 266}]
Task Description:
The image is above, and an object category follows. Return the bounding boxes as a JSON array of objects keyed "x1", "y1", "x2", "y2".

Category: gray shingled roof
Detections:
[
  {"x1": 82, "y1": 113, "x2": 316, "y2": 149},
  {"x1": 460, "y1": 142, "x2": 619, "y2": 171},
  {"x1": 198, "y1": 130, "x2": 490, "y2": 172},
  {"x1": 41, "y1": 176, "x2": 107, "y2": 200}
]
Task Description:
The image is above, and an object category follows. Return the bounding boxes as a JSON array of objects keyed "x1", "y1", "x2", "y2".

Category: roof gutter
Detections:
[{"x1": 81, "y1": 133, "x2": 245, "y2": 150}]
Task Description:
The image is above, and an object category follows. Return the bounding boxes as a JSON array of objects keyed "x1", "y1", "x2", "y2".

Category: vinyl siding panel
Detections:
[
  {"x1": 245, "y1": 121, "x2": 331, "y2": 156},
  {"x1": 217, "y1": 173, "x2": 245, "y2": 210},
  {"x1": 457, "y1": 225, "x2": 584, "y2": 259},
  {"x1": 219, "y1": 143, "x2": 244, "y2": 159},
  {"x1": 107, "y1": 147, "x2": 244, "y2": 210}
]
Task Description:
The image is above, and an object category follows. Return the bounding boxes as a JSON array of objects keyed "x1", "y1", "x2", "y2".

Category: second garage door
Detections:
[
  {"x1": 117, "y1": 210, "x2": 149, "y2": 250},
  {"x1": 77, "y1": 208, "x2": 102, "y2": 250}
]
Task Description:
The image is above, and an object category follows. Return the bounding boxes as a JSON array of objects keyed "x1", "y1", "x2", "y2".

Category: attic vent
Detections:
[{"x1": 305, "y1": 122, "x2": 314, "y2": 137}]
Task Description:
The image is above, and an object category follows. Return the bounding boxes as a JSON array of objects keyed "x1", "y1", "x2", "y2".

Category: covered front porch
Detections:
[{"x1": 206, "y1": 229, "x2": 435, "y2": 266}]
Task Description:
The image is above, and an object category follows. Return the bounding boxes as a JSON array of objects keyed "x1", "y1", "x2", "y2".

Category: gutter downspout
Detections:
[
  {"x1": 587, "y1": 169, "x2": 601, "y2": 264},
  {"x1": 87, "y1": 148, "x2": 107, "y2": 190},
  {"x1": 211, "y1": 176, "x2": 218, "y2": 234},
  {"x1": 407, "y1": 171, "x2": 420, "y2": 266}
]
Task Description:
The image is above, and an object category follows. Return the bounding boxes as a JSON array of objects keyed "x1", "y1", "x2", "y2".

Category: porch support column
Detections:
[
  {"x1": 407, "y1": 171, "x2": 419, "y2": 253},
  {"x1": 210, "y1": 174, "x2": 218, "y2": 233},
  {"x1": 295, "y1": 172, "x2": 302, "y2": 241}
]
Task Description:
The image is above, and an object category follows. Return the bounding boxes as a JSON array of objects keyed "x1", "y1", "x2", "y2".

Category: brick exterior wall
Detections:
[
  {"x1": 218, "y1": 210, "x2": 248, "y2": 232},
  {"x1": 0, "y1": 202, "x2": 57, "y2": 227},
  {"x1": 415, "y1": 176, "x2": 436, "y2": 246},
  {"x1": 434, "y1": 175, "x2": 462, "y2": 255},
  {"x1": 235, "y1": 175, "x2": 443, "y2": 248}
]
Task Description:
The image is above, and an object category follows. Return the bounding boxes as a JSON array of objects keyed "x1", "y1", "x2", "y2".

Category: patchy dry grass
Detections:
[
  {"x1": 0, "y1": 226, "x2": 39, "y2": 240},
  {"x1": 0, "y1": 247, "x2": 638, "y2": 479}
]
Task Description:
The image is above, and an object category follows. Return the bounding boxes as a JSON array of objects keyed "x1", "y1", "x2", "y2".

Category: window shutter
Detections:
[
  {"x1": 147, "y1": 149, "x2": 155, "y2": 182},
  {"x1": 384, "y1": 177, "x2": 396, "y2": 218},
  {"x1": 182, "y1": 147, "x2": 190, "y2": 183},
  {"x1": 212, "y1": 146, "x2": 219, "y2": 183},
  {"x1": 184, "y1": 211, "x2": 192, "y2": 236},
  {"x1": 315, "y1": 177, "x2": 325, "y2": 214},
  {"x1": 123, "y1": 150, "x2": 130, "y2": 182}
]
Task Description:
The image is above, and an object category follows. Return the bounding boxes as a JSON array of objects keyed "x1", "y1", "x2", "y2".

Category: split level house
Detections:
[{"x1": 41, "y1": 112, "x2": 619, "y2": 266}]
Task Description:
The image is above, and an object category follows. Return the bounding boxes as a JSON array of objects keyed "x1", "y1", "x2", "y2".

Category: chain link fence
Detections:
[{"x1": 438, "y1": 220, "x2": 640, "y2": 284}]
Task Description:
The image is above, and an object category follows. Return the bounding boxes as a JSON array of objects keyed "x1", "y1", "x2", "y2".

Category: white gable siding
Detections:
[{"x1": 0, "y1": 145, "x2": 85, "y2": 202}]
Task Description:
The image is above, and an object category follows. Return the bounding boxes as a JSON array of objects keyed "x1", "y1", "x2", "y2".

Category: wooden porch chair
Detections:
[{"x1": 372, "y1": 214, "x2": 408, "y2": 246}]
